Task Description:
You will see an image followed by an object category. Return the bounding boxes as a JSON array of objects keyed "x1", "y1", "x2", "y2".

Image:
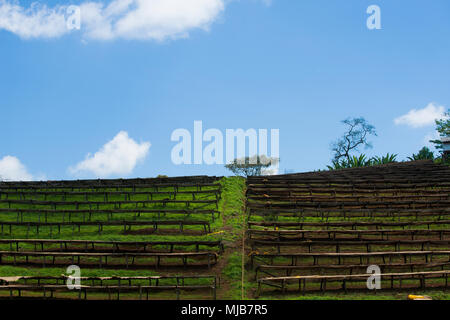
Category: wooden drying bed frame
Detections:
[
  {"x1": 0, "y1": 208, "x2": 221, "y2": 222},
  {"x1": 247, "y1": 181, "x2": 450, "y2": 190},
  {"x1": 0, "y1": 220, "x2": 212, "y2": 237},
  {"x1": 248, "y1": 229, "x2": 450, "y2": 241},
  {"x1": 248, "y1": 208, "x2": 450, "y2": 219},
  {"x1": 246, "y1": 199, "x2": 450, "y2": 210},
  {"x1": 0, "y1": 198, "x2": 219, "y2": 210},
  {"x1": 249, "y1": 239, "x2": 450, "y2": 254},
  {"x1": 0, "y1": 189, "x2": 221, "y2": 202},
  {"x1": 0, "y1": 175, "x2": 221, "y2": 187},
  {"x1": 247, "y1": 194, "x2": 450, "y2": 203},
  {"x1": 248, "y1": 220, "x2": 450, "y2": 230},
  {"x1": 255, "y1": 262, "x2": 450, "y2": 279},
  {"x1": 0, "y1": 275, "x2": 218, "y2": 300},
  {"x1": 249, "y1": 250, "x2": 450, "y2": 268},
  {"x1": 0, "y1": 239, "x2": 224, "y2": 254},
  {"x1": 246, "y1": 187, "x2": 450, "y2": 196},
  {"x1": 256, "y1": 270, "x2": 450, "y2": 296},
  {"x1": 0, "y1": 251, "x2": 219, "y2": 269}
]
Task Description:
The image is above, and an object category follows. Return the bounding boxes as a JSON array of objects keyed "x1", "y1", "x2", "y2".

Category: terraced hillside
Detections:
[
  {"x1": 1, "y1": 161, "x2": 449, "y2": 300},
  {"x1": 246, "y1": 161, "x2": 450, "y2": 298},
  {"x1": 0, "y1": 175, "x2": 246, "y2": 300}
]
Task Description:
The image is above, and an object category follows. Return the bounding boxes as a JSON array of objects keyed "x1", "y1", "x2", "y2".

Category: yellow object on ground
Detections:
[{"x1": 408, "y1": 295, "x2": 432, "y2": 300}]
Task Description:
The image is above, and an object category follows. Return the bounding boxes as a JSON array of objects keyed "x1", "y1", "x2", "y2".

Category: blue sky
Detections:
[{"x1": 1, "y1": 0, "x2": 449, "y2": 180}]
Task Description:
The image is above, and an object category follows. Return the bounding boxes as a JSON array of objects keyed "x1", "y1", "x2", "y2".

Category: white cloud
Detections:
[
  {"x1": 394, "y1": 103, "x2": 446, "y2": 128},
  {"x1": 0, "y1": 156, "x2": 34, "y2": 181},
  {"x1": 69, "y1": 131, "x2": 150, "y2": 178},
  {"x1": 0, "y1": 0, "x2": 226, "y2": 40},
  {"x1": 0, "y1": 1, "x2": 70, "y2": 39}
]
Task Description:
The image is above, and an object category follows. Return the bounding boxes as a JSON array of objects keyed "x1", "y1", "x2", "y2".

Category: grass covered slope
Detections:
[
  {"x1": 215, "y1": 176, "x2": 247, "y2": 299},
  {"x1": 0, "y1": 177, "x2": 233, "y2": 299}
]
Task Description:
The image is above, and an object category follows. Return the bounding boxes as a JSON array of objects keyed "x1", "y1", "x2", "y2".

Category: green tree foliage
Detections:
[
  {"x1": 371, "y1": 153, "x2": 398, "y2": 165},
  {"x1": 327, "y1": 153, "x2": 398, "y2": 170},
  {"x1": 331, "y1": 117, "x2": 377, "y2": 162},
  {"x1": 225, "y1": 155, "x2": 279, "y2": 177},
  {"x1": 348, "y1": 154, "x2": 370, "y2": 167},
  {"x1": 407, "y1": 147, "x2": 434, "y2": 161},
  {"x1": 327, "y1": 155, "x2": 369, "y2": 170},
  {"x1": 429, "y1": 109, "x2": 450, "y2": 152}
]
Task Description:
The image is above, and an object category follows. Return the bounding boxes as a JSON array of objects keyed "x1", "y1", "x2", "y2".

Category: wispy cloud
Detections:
[
  {"x1": 0, "y1": 155, "x2": 34, "y2": 181},
  {"x1": 394, "y1": 103, "x2": 446, "y2": 128},
  {"x1": 69, "y1": 131, "x2": 150, "y2": 178},
  {"x1": 0, "y1": 0, "x2": 227, "y2": 41},
  {"x1": 0, "y1": 0, "x2": 70, "y2": 39}
]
